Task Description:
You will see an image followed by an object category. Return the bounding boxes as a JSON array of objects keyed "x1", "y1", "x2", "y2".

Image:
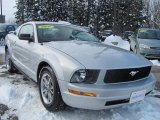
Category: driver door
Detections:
[{"x1": 13, "y1": 24, "x2": 37, "y2": 78}]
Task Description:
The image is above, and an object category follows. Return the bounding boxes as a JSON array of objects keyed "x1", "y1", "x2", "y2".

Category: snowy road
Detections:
[{"x1": 0, "y1": 66, "x2": 160, "y2": 120}]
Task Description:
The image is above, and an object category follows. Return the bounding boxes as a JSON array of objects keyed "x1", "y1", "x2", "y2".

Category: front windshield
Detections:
[
  {"x1": 0, "y1": 25, "x2": 7, "y2": 32},
  {"x1": 138, "y1": 29, "x2": 160, "y2": 40},
  {"x1": 37, "y1": 24, "x2": 100, "y2": 43}
]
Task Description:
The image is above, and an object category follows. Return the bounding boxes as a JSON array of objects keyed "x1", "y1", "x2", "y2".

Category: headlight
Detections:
[
  {"x1": 70, "y1": 69, "x2": 86, "y2": 83},
  {"x1": 139, "y1": 44, "x2": 150, "y2": 49},
  {"x1": 70, "y1": 69, "x2": 100, "y2": 83}
]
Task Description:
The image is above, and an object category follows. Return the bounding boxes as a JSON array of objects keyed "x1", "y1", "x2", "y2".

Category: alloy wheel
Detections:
[{"x1": 40, "y1": 73, "x2": 54, "y2": 104}]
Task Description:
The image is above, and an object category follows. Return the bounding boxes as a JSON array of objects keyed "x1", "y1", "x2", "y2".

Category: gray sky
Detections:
[{"x1": 2, "y1": 0, "x2": 16, "y2": 21}]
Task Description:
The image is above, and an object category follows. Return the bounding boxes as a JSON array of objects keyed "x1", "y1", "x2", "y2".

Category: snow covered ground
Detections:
[
  {"x1": 0, "y1": 66, "x2": 160, "y2": 120},
  {"x1": 150, "y1": 60, "x2": 160, "y2": 67}
]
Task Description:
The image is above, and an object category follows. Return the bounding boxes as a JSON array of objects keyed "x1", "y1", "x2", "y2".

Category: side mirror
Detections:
[{"x1": 19, "y1": 34, "x2": 34, "y2": 42}]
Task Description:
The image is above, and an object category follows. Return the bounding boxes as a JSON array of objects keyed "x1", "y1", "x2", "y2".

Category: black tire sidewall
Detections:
[
  {"x1": 39, "y1": 66, "x2": 61, "y2": 111},
  {"x1": 5, "y1": 50, "x2": 13, "y2": 72},
  {"x1": 134, "y1": 46, "x2": 137, "y2": 54}
]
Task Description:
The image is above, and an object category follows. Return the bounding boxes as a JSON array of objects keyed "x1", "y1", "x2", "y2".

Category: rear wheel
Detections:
[
  {"x1": 39, "y1": 66, "x2": 66, "y2": 111},
  {"x1": 134, "y1": 46, "x2": 137, "y2": 54},
  {"x1": 5, "y1": 49, "x2": 16, "y2": 73}
]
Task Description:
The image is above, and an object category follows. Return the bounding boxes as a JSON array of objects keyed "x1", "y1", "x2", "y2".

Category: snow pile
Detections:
[
  {"x1": 0, "y1": 46, "x2": 5, "y2": 54},
  {"x1": 103, "y1": 35, "x2": 130, "y2": 51},
  {"x1": 150, "y1": 60, "x2": 160, "y2": 66},
  {"x1": 0, "y1": 66, "x2": 160, "y2": 120}
]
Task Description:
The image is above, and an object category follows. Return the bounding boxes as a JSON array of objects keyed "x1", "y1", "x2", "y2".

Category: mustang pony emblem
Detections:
[{"x1": 130, "y1": 71, "x2": 139, "y2": 76}]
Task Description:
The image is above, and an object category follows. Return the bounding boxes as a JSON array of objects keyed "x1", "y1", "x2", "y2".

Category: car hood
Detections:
[
  {"x1": 44, "y1": 41, "x2": 152, "y2": 69},
  {"x1": 138, "y1": 38, "x2": 160, "y2": 47}
]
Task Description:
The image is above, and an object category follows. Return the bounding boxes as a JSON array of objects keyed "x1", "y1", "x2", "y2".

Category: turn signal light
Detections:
[{"x1": 68, "y1": 89, "x2": 97, "y2": 97}]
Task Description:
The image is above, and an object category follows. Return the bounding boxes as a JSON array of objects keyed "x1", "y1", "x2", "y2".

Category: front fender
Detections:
[{"x1": 37, "y1": 50, "x2": 85, "y2": 83}]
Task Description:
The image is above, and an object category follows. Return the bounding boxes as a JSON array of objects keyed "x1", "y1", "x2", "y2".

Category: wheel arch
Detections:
[
  {"x1": 37, "y1": 61, "x2": 63, "y2": 84},
  {"x1": 5, "y1": 45, "x2": 8, "y2": 51}
]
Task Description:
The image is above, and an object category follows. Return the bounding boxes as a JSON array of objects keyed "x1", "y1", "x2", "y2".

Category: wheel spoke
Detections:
[
  {"x1": 41, "y1": 73, "x2": 54, "y2": 104},
  {"x1": 50, "y1": 86, "x2": 54, "y2": 94},
  {"x1": 47, "y1": 91, "x2": 52, "y2": 103},
  {"x1": 47, "y1": 77, "x2": 51, "y2": 85},
  {"x1": 42, "y1": 78, "x2": 48, "y2": 88},
  {"x1": 42, "y1": 88, "x2": 48, "y2": 96}
]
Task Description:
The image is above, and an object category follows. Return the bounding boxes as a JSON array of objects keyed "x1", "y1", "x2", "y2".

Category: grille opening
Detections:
[
  {"x1": 104, "y1": 66, "x2": 151, "y2": 84},
  {"x1": 105, "y1": 91, "x2": 152, "y2": 106},
  {"x1": 105, "y1": 99, "x2": 129, "y2": 106}
]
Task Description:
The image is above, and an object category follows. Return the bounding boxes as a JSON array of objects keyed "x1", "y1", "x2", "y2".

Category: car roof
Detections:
[
  {"x1": 0, "y1": 23, "x2": 16, "y2": 24},
  {"x1": 125, "y1": 31, "x2": 134, "y2": 33},
  {"x1": 26, "y1": 21, "x2": 88, "y2": 32},
  {"x1": 28, "y1": 21, "x2": 71, "y2": 25},
  {"x1": 104, "y1": 30, "x2": 112, "y2": 32}
]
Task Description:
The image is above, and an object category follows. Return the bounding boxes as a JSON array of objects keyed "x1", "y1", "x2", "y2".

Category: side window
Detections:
[{"x1": 19, "y1": 24, "x2": 34, "y2": 38}]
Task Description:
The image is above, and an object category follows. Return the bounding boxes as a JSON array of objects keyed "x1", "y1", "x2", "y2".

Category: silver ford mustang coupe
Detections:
[{"x1": 5, "y1": 21, "x2": 156, "y2": 111}]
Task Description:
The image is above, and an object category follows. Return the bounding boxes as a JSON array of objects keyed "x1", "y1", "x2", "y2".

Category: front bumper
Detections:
[
  {"x1": 58, "y1": 74, "x2": 156, "y2": 110},
  {"x1": 139, "y1": 48, "x2": 160, "y2": 59}
]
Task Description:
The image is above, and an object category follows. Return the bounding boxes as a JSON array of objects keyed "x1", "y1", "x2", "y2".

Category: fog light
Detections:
[{"x1": 68, "y1": 89, "x2": 97, "y2": 97}]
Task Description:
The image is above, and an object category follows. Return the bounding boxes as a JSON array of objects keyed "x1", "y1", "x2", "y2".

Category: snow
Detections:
[
  {"x1": 58, "y1": 21, "x2": 71, "y2": 25},
  {"x1": 150, "y1": 60, "x2": 160, "y2": 66},
  {"x1": 103, "y1": 35, "x2": 130, "y2": 51},
  {"x1": 0, "y1": 66, "x2": 160, "y2": 120}
]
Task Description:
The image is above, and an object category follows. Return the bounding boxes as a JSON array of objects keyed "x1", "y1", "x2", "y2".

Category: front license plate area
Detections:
[{"x1": 129, "y1": 90, "x2": 146, "y2": 104}]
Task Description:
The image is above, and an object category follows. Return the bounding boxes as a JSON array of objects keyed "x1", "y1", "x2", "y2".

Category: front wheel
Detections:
[{"x1": 39, "y1": 66, "x2": 66, "y2": 111}]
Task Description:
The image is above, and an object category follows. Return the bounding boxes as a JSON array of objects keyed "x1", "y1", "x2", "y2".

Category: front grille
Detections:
[
  {"x1": 105, "y1": 91, "x2": 151, "y2": 106},
  {"x1": 150, "y1": 47, "x2": 160, "y2": 50},
  {"x1": 104, "y1": 66, "x2": 151, "y2": 83},
  {"x1": 105, "y1": 99, "x2": 129, "y2": 106},
  {"x1": 147, "y1": 54, "x2": 160, "y2": 57}
]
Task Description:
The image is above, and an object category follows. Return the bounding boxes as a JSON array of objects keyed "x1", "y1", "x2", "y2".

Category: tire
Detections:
[
  {"x1": 39, "y1": 66, "x2": 66, "y2": 111},
  {"x1": 5, "y1": 49, "x2": 16, "y2": 73},
  {"x1": 134, "y1": 46, "x2": 137, "y2": 54}
]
